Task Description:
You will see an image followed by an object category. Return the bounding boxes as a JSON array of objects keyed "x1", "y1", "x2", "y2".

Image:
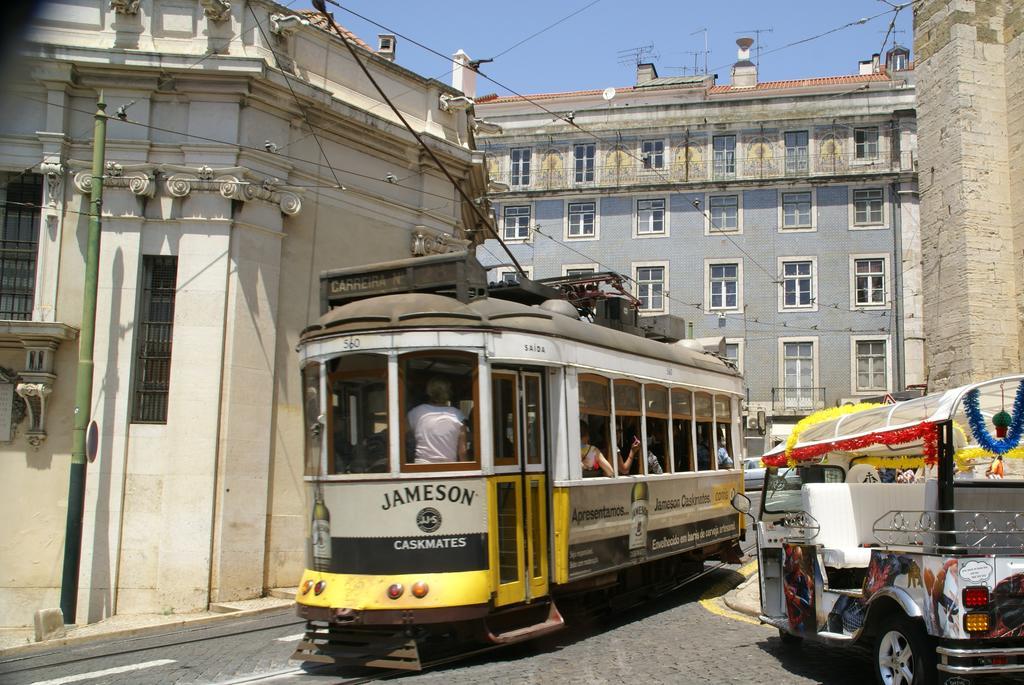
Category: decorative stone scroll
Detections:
[
  {"x1": 200, "y1": 0, "x2": 231, "y2": 23},
  {"x1": 16, "y1": 383, "x2": 51, "y2": 447},
  {"x1": 39, "y1": 161, "x2": 65, "y2": 208},
  {"x1": 411, "y1": 225, "x2": 470, "y2": 257},
  {"x1": 67, "y1": 161, "x2": 304, "y2": 216},
  {"x1": 162, "y1": 164, "x2": 302, "y2": 215},
  {"x1": 270, "y1": 14, "x2": 310, "y2": 37},
  {"x1": 71, "y1": 161, "x2": 157, "y2": 198},
  {"x1": 110, "y1": 0, "x2": 141, "y2": 15}
]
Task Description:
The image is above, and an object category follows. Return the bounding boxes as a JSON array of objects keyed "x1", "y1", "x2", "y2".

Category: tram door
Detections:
[{"x1": 490, "y1": 370, "x2": 549, "y2": 606}]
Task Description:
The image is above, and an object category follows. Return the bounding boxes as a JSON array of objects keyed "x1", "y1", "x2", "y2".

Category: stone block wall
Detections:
[{"x1": 914, "y1": 0, "x2": 1024, "y2": 389}]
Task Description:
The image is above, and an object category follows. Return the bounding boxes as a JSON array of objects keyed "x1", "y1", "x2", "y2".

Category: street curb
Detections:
[
  {"x1": 0, "y1": 600, "x2": 295, "y2": 660},
  {"x1": 722, "y1": 574, "x2": 761, "y2": 618}
]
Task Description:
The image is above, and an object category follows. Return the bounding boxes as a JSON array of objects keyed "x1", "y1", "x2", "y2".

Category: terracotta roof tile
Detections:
[
  {"x1": 708, "y1": 72, "x2": 891, "y2": 94},
  {"x1": 298, "y1": 10, "x2": 374, "y2": 52},
  {"x1": 479, "y1": 72, "x2": 900, "y2": 105}
]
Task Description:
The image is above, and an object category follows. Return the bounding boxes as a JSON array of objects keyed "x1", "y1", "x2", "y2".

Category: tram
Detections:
[
  {"x1": 291, "y1": 252, "x2": 745, "y2": 669},
  {"x1": 736, "y1": 375, "x2": 1024, "y2": 685}
]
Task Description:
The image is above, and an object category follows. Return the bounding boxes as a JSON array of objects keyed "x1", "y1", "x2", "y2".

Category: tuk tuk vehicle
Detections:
[{"x1": 736, "y1": 375, "x2": 1024, "y2": 685}]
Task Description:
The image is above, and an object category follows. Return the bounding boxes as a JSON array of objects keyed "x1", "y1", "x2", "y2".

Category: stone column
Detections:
[{"x1": 914, "y1": 0, "x2": 1023, "y2": 387}]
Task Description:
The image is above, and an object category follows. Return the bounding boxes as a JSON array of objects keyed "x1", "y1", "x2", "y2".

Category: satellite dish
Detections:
[{"x1": 602, "y1": 87, "x2": 616, "y2": 101}]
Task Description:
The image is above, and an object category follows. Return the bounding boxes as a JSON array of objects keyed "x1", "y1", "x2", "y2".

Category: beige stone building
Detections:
[
  {"x1": 914, "y1": 0, "x2": 1024, "y2": 387},
  {"x1": 0, "y1": 0, "x2": 488, "y2": 627}
]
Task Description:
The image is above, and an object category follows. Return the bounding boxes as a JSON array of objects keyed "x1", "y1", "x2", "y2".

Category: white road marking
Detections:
[
  {"x1": 275, "y1": 633, "x2": 305, "y2": 642},
  {"x1": 29, "y1": 659, "x2": 176, "y2": 685}
]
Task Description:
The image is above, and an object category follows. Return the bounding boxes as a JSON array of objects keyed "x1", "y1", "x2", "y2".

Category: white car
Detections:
[{"x1": 743, "y1": 457, "x2": 766, "y2": 491}]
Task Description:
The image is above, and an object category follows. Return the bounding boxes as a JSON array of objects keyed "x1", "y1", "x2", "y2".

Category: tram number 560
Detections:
[{"x1": 342, "y1": 338, "x2": 361, "y2": 350}]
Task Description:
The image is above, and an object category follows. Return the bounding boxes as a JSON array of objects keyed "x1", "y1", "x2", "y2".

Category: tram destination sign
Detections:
[{"x1": 321, "y1": 251, "x2": 487, "y2": 311}]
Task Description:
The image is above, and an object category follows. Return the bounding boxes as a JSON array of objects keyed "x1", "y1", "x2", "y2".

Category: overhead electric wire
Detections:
[{"x1": 310, "y1": 0, "x2": 525, "y2": 275}]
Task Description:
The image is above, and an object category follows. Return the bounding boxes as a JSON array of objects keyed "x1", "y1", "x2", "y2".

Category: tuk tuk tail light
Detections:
[
  {"x1": 964, "y1": 612, "x2": 990, "y2": 633},
  {"x1": 963, "y1": 586, "x2": 989, "y2": 609}
]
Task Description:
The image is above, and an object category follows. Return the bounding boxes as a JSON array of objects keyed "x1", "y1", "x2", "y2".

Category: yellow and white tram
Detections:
[{"x1": 292, "y1": 253, "x2": 744, "y2": 668}]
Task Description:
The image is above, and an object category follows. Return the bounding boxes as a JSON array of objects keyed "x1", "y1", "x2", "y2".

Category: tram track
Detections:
[{"x1": 1, "y1": 541, "x2": 758, "y2": 685}]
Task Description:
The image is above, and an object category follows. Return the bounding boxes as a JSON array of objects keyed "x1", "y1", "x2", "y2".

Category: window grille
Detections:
[
  {"x1": 0, "y1": 174, "x2": 42, "y2": 320},
  {"x1": 132, "y1": 256, "x2": 178, "y2": 423}
]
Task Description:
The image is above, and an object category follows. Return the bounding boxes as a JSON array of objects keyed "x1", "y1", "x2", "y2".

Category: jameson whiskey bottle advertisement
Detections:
[
  {"x1": 311, "y1": 486, "x2": 332, "y2": 571},
  {"x1": 629, "y1": 480, "x2": 649, "y2": 559}
]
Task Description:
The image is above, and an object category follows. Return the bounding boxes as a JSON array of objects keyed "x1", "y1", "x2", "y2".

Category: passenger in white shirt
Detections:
[{"x1": 408, "y1": 377, "x2": 468, "y2": 464}]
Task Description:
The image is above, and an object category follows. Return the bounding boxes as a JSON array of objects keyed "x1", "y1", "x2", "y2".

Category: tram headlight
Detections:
[
  {"x1": 301, "y1": 580, "x2": 315, "y2": 595},
  {"x1": 412, "y1": 581, "x2": 429, "y2": 598},
  {"x1": 314, "y1": 580, "x2": 327, "y2": 596},
  {"x1": 964, "y1": 612, "x2": 990, "y2": 633},
  {"x1": 387, "y1": 583, "x2": 404, "y2": 600}
]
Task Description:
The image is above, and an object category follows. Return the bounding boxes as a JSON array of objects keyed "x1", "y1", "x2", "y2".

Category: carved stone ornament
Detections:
[
  {"x1": 200, "y1": 0, "x2": 232, "y2": 23},
  {"x1": 39, "y1": 161, "x2": 65, "y2": 207},
  {"x1": 110, "y1": 0, "x2": 141, "y2": 15},
  {"x1": 71, "y1": 160, "x2": 157, "y2": 198},
  {"x1": 270, "y1": 13, "x2": 310, "y2": 37},
  {"x1": 68, "y1": 161, "x2": 304, "y2": 215},
  {"x1": 16, "y1": 383, "x2": 51, "y2": 436},
  {"x1": 411, "y1": 226, "x2": 470, "y2": 257}
]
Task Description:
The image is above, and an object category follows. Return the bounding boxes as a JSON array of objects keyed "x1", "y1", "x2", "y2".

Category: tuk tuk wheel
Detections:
[
  {"x1": 778, "y1": 628, "x2": 803, "y2": 645},
  {"x1": 873, "y1": 615, "x2": 935, "y2": 685}
]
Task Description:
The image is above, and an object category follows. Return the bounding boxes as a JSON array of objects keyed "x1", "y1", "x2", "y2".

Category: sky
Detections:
[{"x1": 290, "y1": 1, "x2": 915, "y2": 94}]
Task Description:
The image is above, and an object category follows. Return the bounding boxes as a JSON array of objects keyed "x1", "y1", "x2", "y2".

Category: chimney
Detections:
[
  {"x1": 858, "y1": 59, "x2": 874, "y2": 75},
  {"x1": 871, "y1": 52, "x2": 880, "y2": 73},
  {"x1": 377, "y1": 34, "x2": 396, "y2": 61},
  {"x1": 451, "y1": 49, "x2": 477, "y2": 98},
  {"x1": 731, "y1": 37, "x2": 757, "y2": 88},
  {"x1": 636, "y1": 62, "x2": 658, "y2": 85}
]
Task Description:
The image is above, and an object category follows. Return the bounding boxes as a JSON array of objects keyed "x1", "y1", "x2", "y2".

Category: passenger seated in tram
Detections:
[
  {"x1": 580, "y1": 421, "x2": 641, "y2": 477},
  {"x1": 645, "y1": 419, "x2": 666, "y2": 474},
  {"x1": 407, "y1": 376, "x2": 468, "y2": 464}
]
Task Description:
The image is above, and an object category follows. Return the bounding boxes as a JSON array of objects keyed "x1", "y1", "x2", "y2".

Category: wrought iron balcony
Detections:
[
  {"x1": 771, "y1": 387, "x2": 826, "y2": 414},
  {"x1": 491, "y1": 151, "x2": 915, "y2": 193}
]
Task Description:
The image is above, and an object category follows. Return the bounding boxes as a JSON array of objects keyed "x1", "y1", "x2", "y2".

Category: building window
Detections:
[
  {"x1": 724, "y1": 341, "x2": 741, "y2": 372},
  {"x1": 713, "y1": 135, "x2": 736, "y2": 179},
  {"x1": 132, "y1": 256, "x2": 178, "y2": 423},
  {"x1": 496, "y1": 266, "x2": 532, "y2": 285},
  {"x1": 709, "y1": 195, "x2": 739, "y2": 232},
  {"x1": 853, "y1": 188, "x2": 884, "y2": 225},
  {"x1": 0, "y1": 173, "x2": 41, "y2": 320},
  {"x1": 782, "y1": 261, "x2": 814, "y2": 309},
  {"x1": 574, "y1": 143, "x2": 595, "y2": 183},
  {"x1": 563, "y1": 265, "x2": 596, "y2": 277},
  {"x1": 503, "y1": 205, "x2": 531, "y2": 240},
  {"x1": 635, "y1": 265, "x2": 665, "y2": 311},
  {"x1": 567, "y1": 201, "x2": 596, "y2": 238},
  {"x1": 854, "y1": 127, "x2": 879, "y2": 160},
  {"x1": 642, "y1": 140, "x2": 664, "y2": 169},
  {"x1": 854, "y1": 258, "x2": 886, "y2": 306},
  {"x1": 784, "y1": 131, "x2": 809, "y2": 175},
  {"x1": 783, "y1": 341, "x2": 816, "y2": 410},
  {"x1": 510, "y1": 147, "x2": 531, "y2": 186},
  {"x1": 636, "y1": 198, "x2": 665, "y2": 235},
  {"x1": 709, "y1": 263, "x2": 739, "y2": 310},
  {"x1": 782, "y1": 191, "x2": 812, "y2": 229},
  {"x1": 856, "y1": 340, "x2": 887, "y2": 391}
]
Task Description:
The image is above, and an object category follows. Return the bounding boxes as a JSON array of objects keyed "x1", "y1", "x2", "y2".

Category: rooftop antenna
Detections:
[
  {"x1": 689, "y1": 28, "x2": 710, "y2": 75},
  {"x1": 736, "y1": 27, "x2": 773, "y2": 69},
  {"x1": 879, "y1": 27, "x2": 907, "y2": 52},
  {"x1": 616, "y1": 44, "x2": 659, "y2": 68}
]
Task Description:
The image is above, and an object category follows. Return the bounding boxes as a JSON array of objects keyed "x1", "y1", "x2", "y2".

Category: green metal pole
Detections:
[{"x1": 60, "y1": 94, "x2": 106, "y2": 625}]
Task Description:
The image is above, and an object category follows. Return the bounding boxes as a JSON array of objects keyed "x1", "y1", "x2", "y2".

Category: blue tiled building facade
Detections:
[{"x1": 475, "y1": 54, "x2": 922, "y2": 455}]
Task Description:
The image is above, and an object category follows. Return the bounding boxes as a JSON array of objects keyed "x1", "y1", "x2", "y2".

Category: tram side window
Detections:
[
  {"x1": 671, "y1": 388, "x2": 693, "y2": 472},
  {"x1": 614, "y1": 380, "x2": 643, "y2": 475},
  {"x1": 644, "y1": 384, "x2": 669, "y2": 475},
  {"x1": 401, "y1": 351, "x2": 479, "y2": 468},
  {"x1": 579, "y1": 374, "x2": 612, "y2": 478},
  {"x1": 328, "y1": 354, "x2": 388, "y2": 474},
  {"x1": 715, "y1": 395, "x2": 734, "y2": 468},
  {"x1": 492, "y1": 371, "x2": 518, "y2": 466},
  {"x1": 694, "y1": 392, "x2": 714, "y2": 470},
  {"x1": 302, "y1": 362, "x2": 322, "y2": 476}
]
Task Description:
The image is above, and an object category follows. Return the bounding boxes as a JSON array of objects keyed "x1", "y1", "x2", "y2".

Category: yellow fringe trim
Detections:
[
  {"x1": 851, "y1": 456, "x2": 927, "y2": 470},
  {"x1": 954, "y1": 445, "x2": 1024, "y2": 471}
]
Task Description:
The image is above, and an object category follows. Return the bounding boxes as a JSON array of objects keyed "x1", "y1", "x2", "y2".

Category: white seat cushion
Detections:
[{"x1": 821, "y1": 546, "x2": 872, "y2": 568}]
